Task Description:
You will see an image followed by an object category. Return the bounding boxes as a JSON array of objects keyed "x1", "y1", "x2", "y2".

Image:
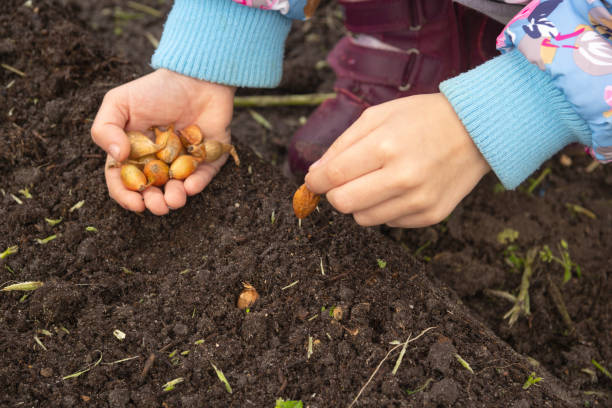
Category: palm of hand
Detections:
[{"x1": 93, "y1": 69, "x2": 235, "y2": 215}]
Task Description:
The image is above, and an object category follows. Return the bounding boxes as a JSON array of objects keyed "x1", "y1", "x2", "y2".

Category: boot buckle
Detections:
[{"x1": 398, "y1": 48, "x2": 420, "y2": 91}]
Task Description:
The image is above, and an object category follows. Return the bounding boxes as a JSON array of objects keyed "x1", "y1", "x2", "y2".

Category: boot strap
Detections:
[
  {"x1": 338, "y1": 0, "x2": 425, "y2": 33},
  {"x1": 328, "y1": 37, "x2": 422, "y2": 90}
]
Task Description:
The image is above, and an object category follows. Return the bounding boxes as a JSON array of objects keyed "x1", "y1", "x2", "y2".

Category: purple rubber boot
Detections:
[{"x1": 288, "y1": 0, "x2": 501, "y2": 178}]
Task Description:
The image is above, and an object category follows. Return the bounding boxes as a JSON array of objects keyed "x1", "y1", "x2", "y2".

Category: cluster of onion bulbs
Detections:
[{"x1": 114, "y1": 124, "x2": 240, "y2": 191}]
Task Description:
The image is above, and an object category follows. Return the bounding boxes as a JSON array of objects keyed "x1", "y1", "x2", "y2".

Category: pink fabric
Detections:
[
  {"x1": 496, "y1": 1, "x2": 540, "y2": 49},
  {"x1": 231, "y1": 0, "x2": 289, "y2": 12}
]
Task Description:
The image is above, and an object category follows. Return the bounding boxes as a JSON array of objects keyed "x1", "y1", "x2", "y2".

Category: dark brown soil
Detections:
[{"x1": 1, "y1": 1, "x2": 610, "y2": 407}]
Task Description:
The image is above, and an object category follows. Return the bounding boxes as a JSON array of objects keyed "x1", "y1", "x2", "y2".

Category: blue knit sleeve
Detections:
[
  {"x1": 151, "y1": 0, "x2": 292, "y2": 88},
  {"x1": 440, "y1": 49, "x2": 592, "y2": 189}
]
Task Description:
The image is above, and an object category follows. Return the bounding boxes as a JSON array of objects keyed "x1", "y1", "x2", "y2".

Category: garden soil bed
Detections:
[{"x1": 1, "y1": 1, "x2": 610, "y2": 407}]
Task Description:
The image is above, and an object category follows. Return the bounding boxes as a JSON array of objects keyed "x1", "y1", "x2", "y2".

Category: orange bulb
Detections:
[
  {"x1": 120, "y1": 164, "x2": 148, "y2": 192},
  {"x1": 143, "y1": 159, "x2": 170, "y2": 187},
  {"x1": 155, "y1": 125, "x2": 183, "y2": 164},
  {"x1": 187, "y1": 140, "x2": 240, "y2": 166},
  {"x1": 178, "y1": 124, "x2": 203, "y2": 147},
  {"x1": 168, "y1": 155, "x2": 201, "y2": 180},
  {"x1": 237, "y1": 282, "x2": 259, "y2": 310},
  {"x1": 127, "y1": 131, "x2": 166, "y2": 160},
  {"x1": 292, "y1": 183, "x2": 320, "y2": 219}
]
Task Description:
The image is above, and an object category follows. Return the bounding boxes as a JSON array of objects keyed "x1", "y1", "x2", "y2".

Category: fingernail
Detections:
[{"x1": 108, "y1": 144, "x2": 120, "y2": 161}]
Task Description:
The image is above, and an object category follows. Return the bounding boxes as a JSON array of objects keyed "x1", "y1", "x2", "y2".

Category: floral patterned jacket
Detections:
[
  {"x1": 232, "y1": 0, "x2": 612, "y2": 163},
  {"x1": 231, "y1": 0, "x2": 319, "y2": 20}
]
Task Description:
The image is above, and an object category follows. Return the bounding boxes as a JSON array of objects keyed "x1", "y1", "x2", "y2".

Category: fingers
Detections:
[
  {"x1": 308, "y1": 106, "x2": 383, "y2": 172},
  {"x1": 183, "y1": 160, "x2": 223, "y2": 196},
  {"x1": 385, "y1": 212, "x2": 442, "y2": 229},
  {"x1": 91, "y1": 89, "x2": 131, "y2": 162},
  {"x1": 306, "y1": 127, "x2": 385, "y2": 194},
  {"x1": 182, "y1": 127, "x2": 230, "y2": 196},
  {"x1": 105, "y1": 156, "x2": 183, "y2": 215},
  {"x1": 163, "y1": 179, "x2": 187, "y2": 209},
  {"x1": 351, "y1": 192, "x2": 445, "y2": 228},
  {"x1": 324, "y1": 167, "x2": 405, "y2": 214},
  {"x1": 105, "y1": 156, "x2": 145, "y2": 212},
  {"x1": 142, "y1": 187, "x2": 169, "y2": 215}
]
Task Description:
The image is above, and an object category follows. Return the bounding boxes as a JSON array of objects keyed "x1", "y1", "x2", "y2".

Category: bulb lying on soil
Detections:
[
  {"x1": 127, "y1": 131, "x2": 166, "y2": 160},
  {"x1": 293, "y1": 183, "x2": 320, "y2": 219},
  {"x1": 121, "y1": 164, "x2": 148, "y2": 191},
  {"x1": 237, "y1": 282, "x2": 259, "y2": 310},
  {"x1": 143, "y1": 159, "x2": 170, "y2": 187}
]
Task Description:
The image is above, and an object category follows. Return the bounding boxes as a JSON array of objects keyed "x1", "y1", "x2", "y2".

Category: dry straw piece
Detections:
[{"x1": 2, "y1": 281, "x2": 44, "y2": 291}]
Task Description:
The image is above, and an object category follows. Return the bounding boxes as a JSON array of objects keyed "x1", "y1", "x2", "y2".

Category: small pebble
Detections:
[
  {"x1": 40, "y1": 367, "x2": 53, "y2": 377},
  {"x1": 559, "y1": 154, "x2": 572, "y2": 167}
]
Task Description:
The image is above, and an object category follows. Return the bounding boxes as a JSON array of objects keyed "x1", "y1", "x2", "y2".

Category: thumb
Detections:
[{"x1": 91, "y1": 90, "x2": 131, "y2": 162}]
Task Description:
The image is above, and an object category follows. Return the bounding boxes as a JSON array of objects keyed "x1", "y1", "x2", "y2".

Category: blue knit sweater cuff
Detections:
[
  {"x1": 440, "y1": 50, "x2": 592, "y2": 189},
  {"x1": 151, "y1": 0, "x2": 292, "y2": 88}
]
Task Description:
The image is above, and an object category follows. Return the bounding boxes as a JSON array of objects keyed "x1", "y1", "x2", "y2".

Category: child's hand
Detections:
[
  {"x1": 304, "y1": 93, "x2": 490, "y2": 228},
  {"x1": 91, "y1": 69, "x2": 236, "y2": 215}
]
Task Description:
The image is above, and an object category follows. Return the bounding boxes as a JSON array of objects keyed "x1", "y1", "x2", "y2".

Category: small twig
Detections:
[
  {"x1": 277, "y1": 367, "x2": 288, "y2": 394},
  {"x1": 63, "y1": 351, "x2": 103, "y2": 380},
  {"x1": 144, "y1": 31, "x2": 159, "y2": 48},
  {"x1": 391, "y1": 333, "x2": 411, "y2": 375},
  {"x1": 127, "y1": 1, "x2": 162, "y2": 17},
  {"x1": 526, "y1": 168, "x2": 551, "y2": 195},
  {"x1": 159, "y1": 339, "x2": 182, "y2": 353},
  {"x1": 32, "y1": 130, "x2": 46, "y2": 142},
  {"x1": 592, "y1": 359, "x2": 612, "y2": 381},
  {"x1": 585, "y1": 160, "x2": 600, "y2": 173},
  {"x1": 348, "y1": 326, "x2": 436, "y2": 408},
  {"x1": 248, "y1": 109, "x2": 273, "y2": 130},
  {"x1": 565, "y1": 203, "x2": 597, "y2": 219},
  {"x1": 325, "y1": 272, "x2": 349, "y2": 283},
  {"x1": 504, "y1": 248, "x2": 538, "y2": 326},
  {"x1": 483, "y1": 289, "x2": 517, "y2": 303},
  {"x1": 102, "y1": 355, "x2": 140, "y2": 366},
  {"x1": 1, "y1": 63, "x2": 26, "y2": 77},
  {"x1": 281, "y1": 280, "x2": 299, "y2": 290},
  {"x1": 140, "y1": 353, "x2": 156, "y2": 382},
  {"x1": 234, "y1": 93, "x2": 335, "y2": 108},
  {"x1": 307, "y1": 336, "x2": 313, "y2": 359},
  {"x1": 545, "y1": 274, "x2": 575, "y2": 334}
]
